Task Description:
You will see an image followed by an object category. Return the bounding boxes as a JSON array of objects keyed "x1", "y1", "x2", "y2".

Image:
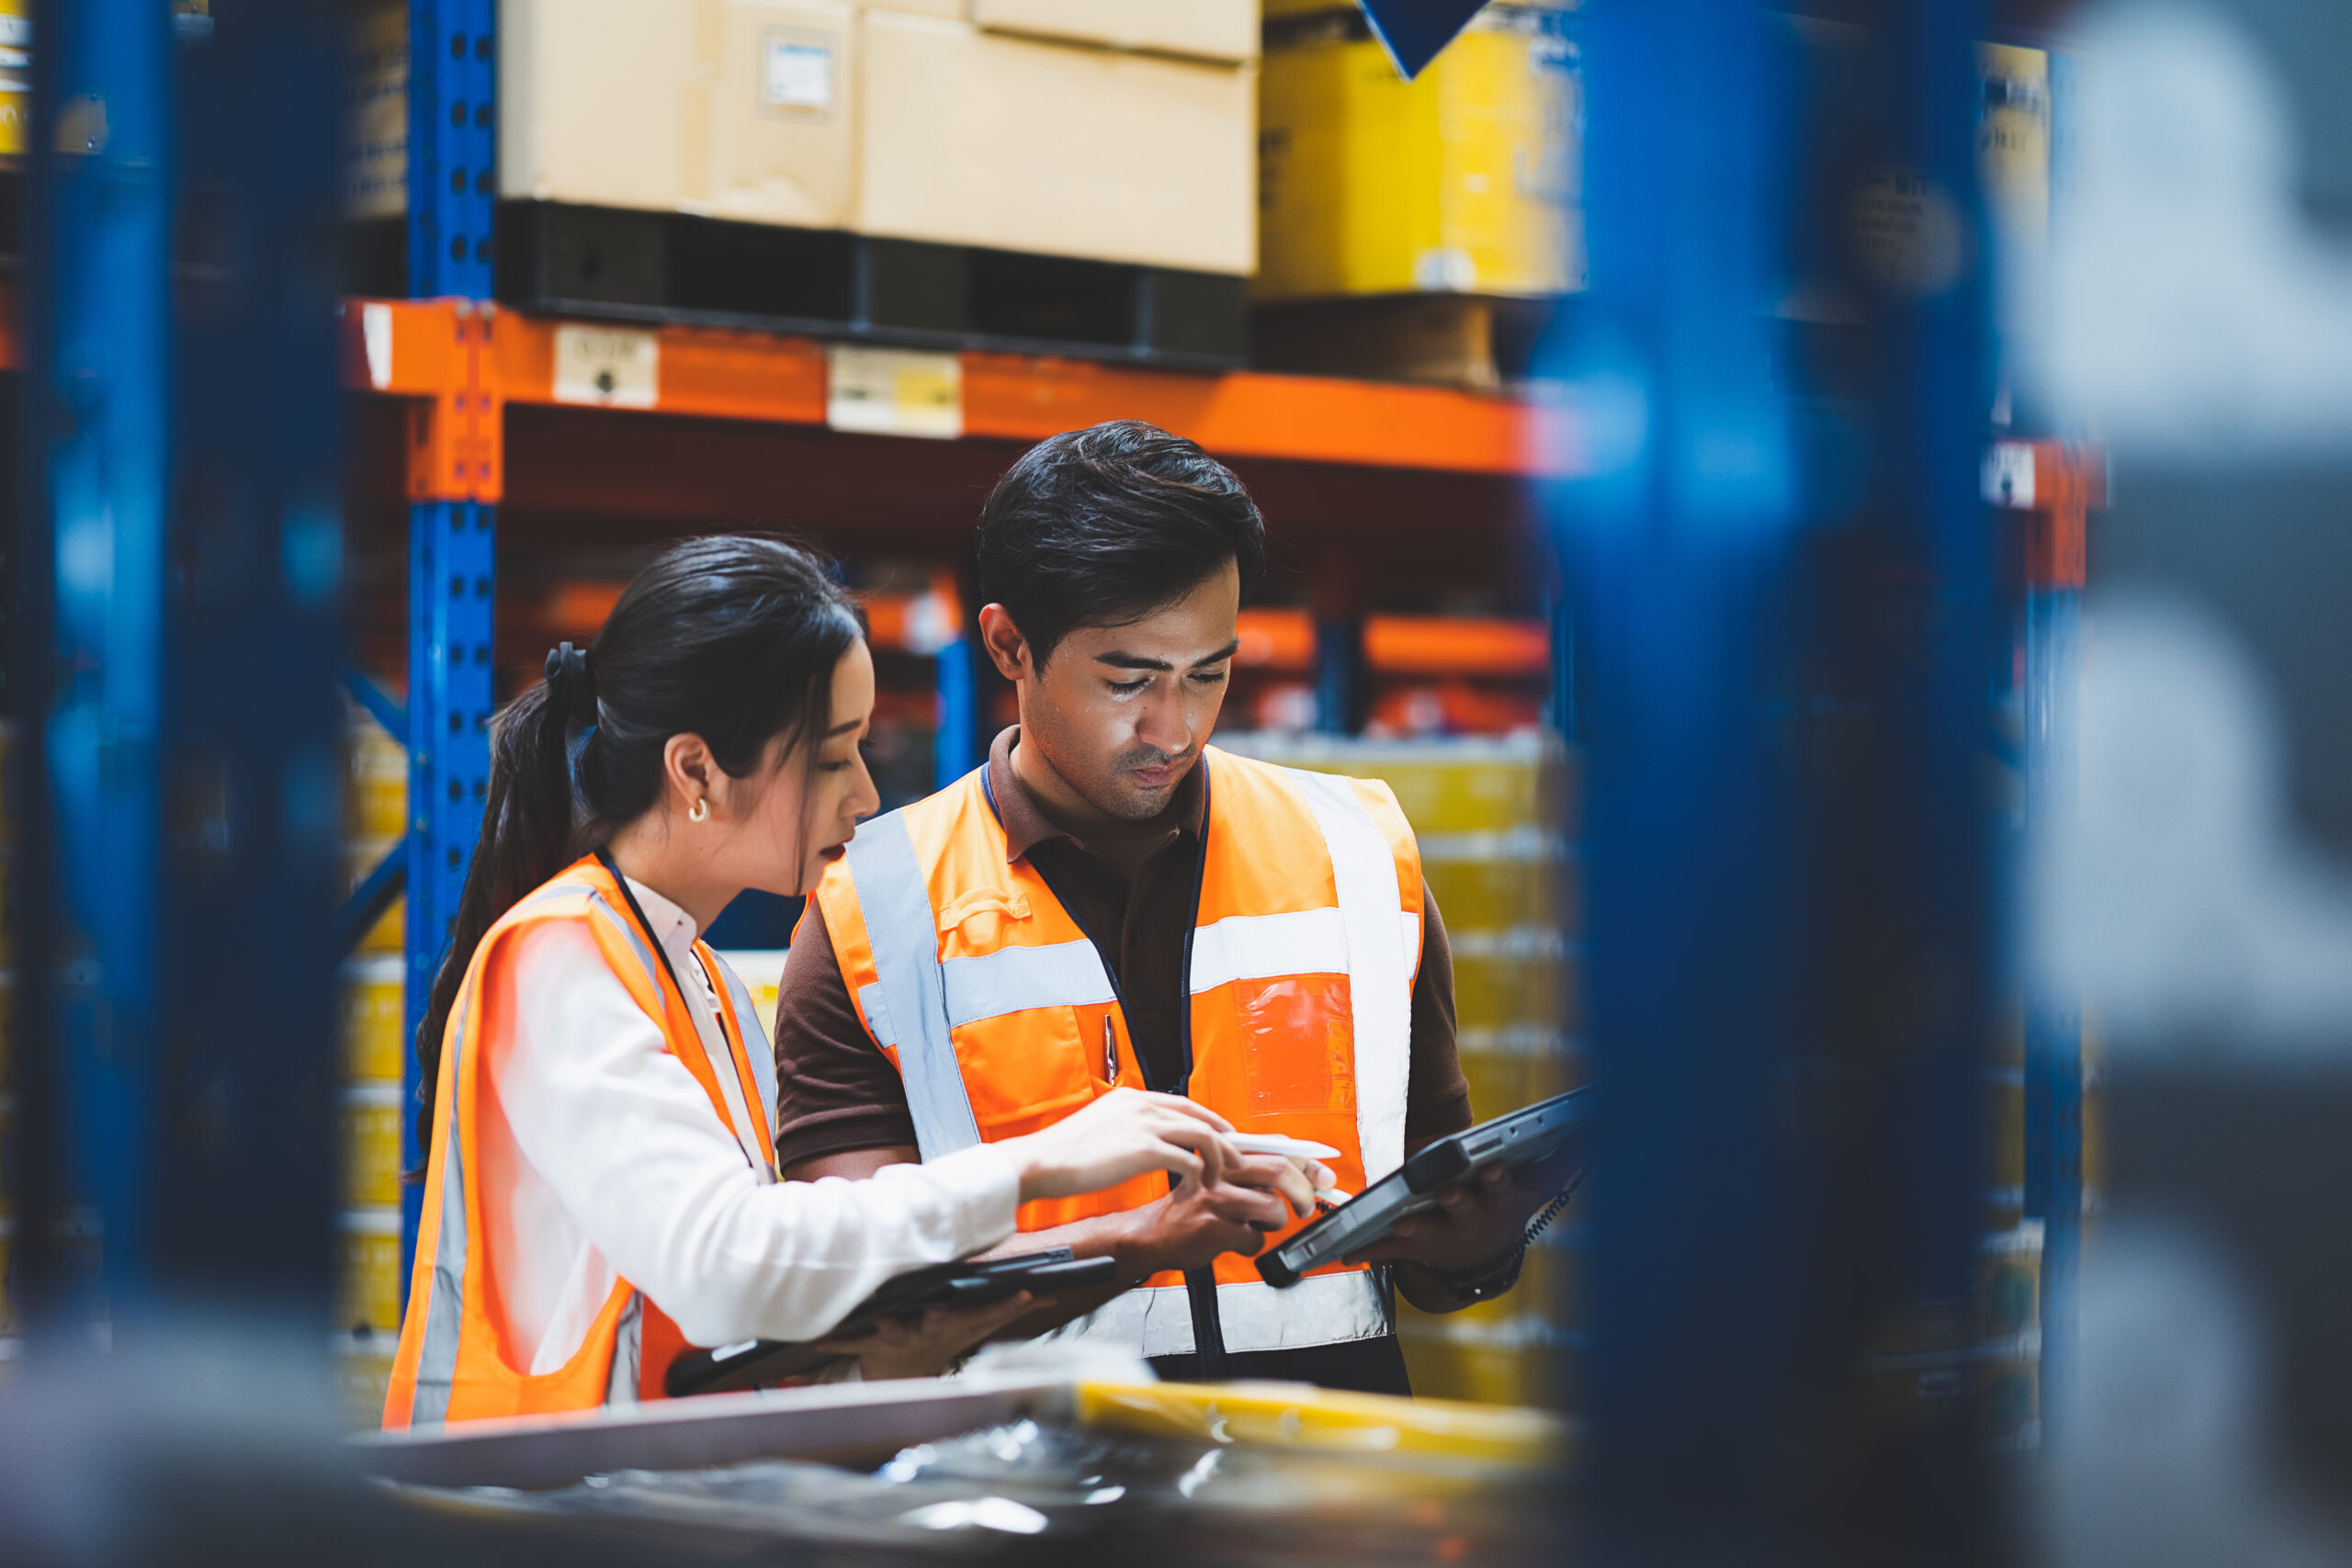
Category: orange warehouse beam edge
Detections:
[{"x1": 338, "y1": 299, "x2": 1584, "y2": 480}]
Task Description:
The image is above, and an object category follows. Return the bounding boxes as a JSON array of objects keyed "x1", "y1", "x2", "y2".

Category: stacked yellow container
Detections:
[
  {"x1": 337, "y1": 703, "x2": 409, "y2": 1424},
  {"x1": 1216, "y1": 729, "x2": 1582, "y2": 1407},
  {"x1": 1254, "y1": 1, "x2": 1581, "y2": 387}
]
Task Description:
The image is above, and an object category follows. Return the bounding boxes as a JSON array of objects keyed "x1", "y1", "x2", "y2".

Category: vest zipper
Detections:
[{"x1": 983, "y1": 756, "x2": 1232, "y2": 1379}]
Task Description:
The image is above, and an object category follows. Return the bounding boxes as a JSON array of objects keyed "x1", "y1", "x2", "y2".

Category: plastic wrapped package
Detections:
[{"x1": 416, "y1": 1385, "x2": 1568, "y2": 1564}]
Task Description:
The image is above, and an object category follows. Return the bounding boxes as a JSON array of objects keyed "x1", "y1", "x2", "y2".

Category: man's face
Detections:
[{"x1": 1009, "y1": 561, "x2": 1241, "y2": 823}]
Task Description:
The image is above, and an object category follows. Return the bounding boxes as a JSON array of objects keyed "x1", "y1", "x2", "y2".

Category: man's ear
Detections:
[{"x1": 977, "y1": 604, "x2": 1033, "y2": 682}]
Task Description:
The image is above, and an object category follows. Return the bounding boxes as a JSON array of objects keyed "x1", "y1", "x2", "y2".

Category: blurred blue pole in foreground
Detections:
[{"x1": 1560, "y1": 0, "x2": 1994, "y2": 1557}]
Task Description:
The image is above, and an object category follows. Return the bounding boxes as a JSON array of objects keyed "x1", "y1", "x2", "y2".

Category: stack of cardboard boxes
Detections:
[
  {"x1": 1218, "y1": 728, "x2": 1584, "y2": 1407},
  {"x1": 336, "y1": 705, "x2": 410, "y2": 1423},
  {"x1": 501, "y1": 0, "x2": 1258, "y2": 276}
]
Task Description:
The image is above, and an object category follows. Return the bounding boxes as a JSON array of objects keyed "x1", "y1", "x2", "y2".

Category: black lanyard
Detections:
[{"x1": 593, "y1": 846, "x2": 758, "y2": 1175}]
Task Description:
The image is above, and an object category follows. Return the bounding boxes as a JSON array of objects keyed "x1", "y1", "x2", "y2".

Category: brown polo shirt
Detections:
[{"x1": 773, "y1": 727, "x2": 1474, "y2": 1168}]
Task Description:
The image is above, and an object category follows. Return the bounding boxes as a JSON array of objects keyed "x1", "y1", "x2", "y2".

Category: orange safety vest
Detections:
[
  {"x1": 383, "y1": 853, "x2": 778, "y2": 1428},
  {"x1": 814, "y1": 745, "x2": 1423, "y2": 1359}
]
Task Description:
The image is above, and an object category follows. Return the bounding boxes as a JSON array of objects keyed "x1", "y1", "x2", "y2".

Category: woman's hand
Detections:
[
  {"x1": 999, "y1": 1088, "x2": 1235, "y2": 1201},
  {"x1": 814, "y1": 1292, "x2": 1046, "y2": 1382}
]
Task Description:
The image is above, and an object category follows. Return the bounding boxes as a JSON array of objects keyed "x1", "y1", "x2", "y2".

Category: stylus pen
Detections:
[{"x1": 1102, "y1": 1014, "x2": 1117, "y2": 1084}]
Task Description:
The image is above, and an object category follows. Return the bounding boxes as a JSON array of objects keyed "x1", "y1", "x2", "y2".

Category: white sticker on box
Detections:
[
  {"x1": 1981, "y1": 440, "x2": 2035, "y2": 509},
  {"x1": 763, "y1": 38, "x2": 832, "y2": 111},
  {"x1": 827, "y1": 344, "x2": 962, "y2": 440},
  {"x1": 554, "y1": 325, "x2": 659, "y2": 409}
]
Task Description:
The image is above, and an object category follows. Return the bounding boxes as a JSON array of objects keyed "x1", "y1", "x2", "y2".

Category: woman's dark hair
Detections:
[
  {"x1": 411, "y1": 536, "x2": 862, "y2": 1161},
  {"x1": 975, "y1": 420, "x2": 1266, "y2": 667}
]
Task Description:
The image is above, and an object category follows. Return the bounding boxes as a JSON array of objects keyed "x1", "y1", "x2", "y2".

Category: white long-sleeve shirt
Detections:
[{"x1": 476, "y1": 876, "x2": 1020, "y2": 1374}]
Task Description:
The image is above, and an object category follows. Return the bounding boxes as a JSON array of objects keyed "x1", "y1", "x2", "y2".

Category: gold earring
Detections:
[{"x1": 688, "y1": 796, "x2": 710, "y2": 824}]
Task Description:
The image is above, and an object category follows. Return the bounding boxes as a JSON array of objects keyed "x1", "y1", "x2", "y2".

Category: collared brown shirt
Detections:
[{"x1": 774, "y1": 728, "x2": 1473, "y2": 1168}]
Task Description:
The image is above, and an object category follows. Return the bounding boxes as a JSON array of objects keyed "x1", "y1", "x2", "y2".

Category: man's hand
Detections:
[
  {"x1": 814, "y1": 1291, "x2": 1046, "y2": 1382},
  {"x1": 1342, "y1": 1162, "x2": 1547, "y2": 1313},
  {"x1": 1113, "y1": 1153, "x2": 1312, "y2": 1278}
]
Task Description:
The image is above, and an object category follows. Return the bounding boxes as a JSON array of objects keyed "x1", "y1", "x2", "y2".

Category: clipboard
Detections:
[{"x1": 662, "y1": 1247, "x2": 1116, "y2": 1396}]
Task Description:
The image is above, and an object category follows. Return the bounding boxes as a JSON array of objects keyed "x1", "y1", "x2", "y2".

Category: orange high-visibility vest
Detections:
[
  {"x1": 383, "y1": 854, "x2": 778, "y2": 1428},
  {"x1": 813, "y1": 745, "x2": 1423, "y2": 1359}
]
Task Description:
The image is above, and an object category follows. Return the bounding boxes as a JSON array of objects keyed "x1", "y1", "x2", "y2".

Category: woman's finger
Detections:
[
  {"x1": 1152, "y1": 1114, "x2": 1226, "y2": 1186},
  {"x1": 1145, "y1": 1094, "x2": 1235, "y2": 1134}
]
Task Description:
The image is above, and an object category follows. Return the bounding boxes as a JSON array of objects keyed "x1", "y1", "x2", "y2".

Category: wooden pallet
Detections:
[
  {"x1": 484, "y1": 201, "x2": 1249, "y2": 372},
  {"x1": 1251, "y1": 293, "x2": 1566, "y2": 390}
]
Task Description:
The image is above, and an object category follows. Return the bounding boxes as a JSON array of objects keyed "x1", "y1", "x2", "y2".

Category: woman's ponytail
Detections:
[
  {"x1": 407, "y1": 540, "x2": 860, "y2": 1169},
  {"x1": 408, "y1": 648, "x2": 587, "y2": 1159}
]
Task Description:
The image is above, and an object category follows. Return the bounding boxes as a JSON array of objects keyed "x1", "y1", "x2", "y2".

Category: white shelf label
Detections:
[
  {"x1": 827, "y1": 344, "x2": 963, "y2": 440},
  {"x1": 554, "y1": 325, "x2": 660, "y2": 409},
  {"x1": 1982, "y1": 441, "x2": 2035, "y2": 509},
  {"x1": 361, "y1": 301, "x2": 393, "y2": 389}
]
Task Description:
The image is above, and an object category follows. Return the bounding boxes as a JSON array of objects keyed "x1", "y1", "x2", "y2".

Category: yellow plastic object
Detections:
[
  {"x1": 338, "y1": 1208, "x2": 404, "y2": 1335},
  {"x1": 342, "y1": 956, "x2": 406, "y2": 1084},
  {"x1": 1073, "y1": 1378, "x2": 1567, "y2": 1466},
  {"x1": 1258, "y1": 6, "x2": 1582, "y2": 301},
  {"x1": 346, "y1": 711, "x2": 409, "y2": 840},
  {"x1": 343, "y1": 1084, "x2": 405, "y2": 1209},
  {"x1": 1977, "y1": 43, "x2": 2049, "y2": 261},
  {"x1": 0, "y1": 0, "x2": 27, "y2": 160}
]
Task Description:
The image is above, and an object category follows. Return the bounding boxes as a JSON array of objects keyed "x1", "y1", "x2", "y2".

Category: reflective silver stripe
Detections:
[
  {"x1": 587, "y1": 890, "x2": 764, "y2": 1170},
  {"x1": 1188, "y1": 908, "x2": 1349, "y2": 993},
  {"x1": 844, "y1": 809, "x2": 981, "y2": 1160},
  {"x1": 715, "y1": 957, "x2": 779, "y2": 1148},
  {"x1": 605, "y1": 1292, "x2": 641, "y2": 1406},
  {"x1": 856, "y1": 980, "x2": 899, "y2": 1049},
  {"x1": 1045, "y1": 1269, "x2": 1389, "y2": 1357},
  {"x1": 585, "y1": 888, "x2": 662, "y2": 990},
  {"x1": 943, "y1": 938, "x2": 1115, "y2": 1029},
  {"x1": 1401, "y1": 909, "x2": 1422, "y2": 976},
  {"x1": 406, "y1": 971, "x2": 479, "y2": 1427},
  {"x1": 1283, "y1": 769, "x2": 1414, "y2": 1186}
]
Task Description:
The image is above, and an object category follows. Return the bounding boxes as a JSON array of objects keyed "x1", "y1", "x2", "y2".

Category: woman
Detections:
[{"x1": 384, "y1": 538, "x2": 1278, "y2": 1427}]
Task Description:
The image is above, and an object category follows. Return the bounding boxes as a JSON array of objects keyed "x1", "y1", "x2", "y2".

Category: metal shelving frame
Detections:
[{"x1": 344, "y1": 15, "x2": 1583, "y2": 1297}]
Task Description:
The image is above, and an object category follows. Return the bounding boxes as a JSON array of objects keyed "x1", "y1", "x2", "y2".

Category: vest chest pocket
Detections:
[
  {"x1": 1224, "y1": 973, "x2": 1358, "y2": 1117},
  {"x1": 937, "y1": 932, "x2": 1120, "y2": 1139},
  {"x1": 951, "y1": 1007, "x2": 1103, "y2": 1138}
]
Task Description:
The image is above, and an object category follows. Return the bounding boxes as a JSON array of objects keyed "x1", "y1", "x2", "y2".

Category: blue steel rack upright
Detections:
[{"x1": 397, "y1": 0, "x2": 499, "y2": 1290}]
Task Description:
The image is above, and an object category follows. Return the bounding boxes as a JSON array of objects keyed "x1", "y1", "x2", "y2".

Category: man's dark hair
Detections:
[{"x1": 976, "y1": 420, "x2": 1266, "y2": 667}]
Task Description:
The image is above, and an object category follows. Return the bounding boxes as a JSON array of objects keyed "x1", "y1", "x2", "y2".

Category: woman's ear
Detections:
[{"x1": 663, "y1": 732, "x2": 716, "y2": 812}]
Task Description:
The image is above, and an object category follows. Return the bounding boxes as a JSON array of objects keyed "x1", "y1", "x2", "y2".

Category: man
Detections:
[{"x1": 775, "y1": 420, "x2": 1539, "y2": 1394}]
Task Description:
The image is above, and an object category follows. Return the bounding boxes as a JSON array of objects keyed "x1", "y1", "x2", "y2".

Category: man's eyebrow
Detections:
[{"x1": 1094, "y1": 640, "x2": 1241, "y2": 672}]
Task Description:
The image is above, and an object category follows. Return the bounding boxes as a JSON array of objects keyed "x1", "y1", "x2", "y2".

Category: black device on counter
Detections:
[
  {"x1": 1256, "y1": 1085, "x2": 1598, "y2": 1289},
  {"x1": 663, "y1": 1247, "x2": 1116, "y2": 1396}
]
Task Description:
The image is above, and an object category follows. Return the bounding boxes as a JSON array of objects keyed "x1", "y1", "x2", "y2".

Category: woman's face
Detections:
[{"x1": 728, "y1": 638, "x2": 882, "y2": 897}]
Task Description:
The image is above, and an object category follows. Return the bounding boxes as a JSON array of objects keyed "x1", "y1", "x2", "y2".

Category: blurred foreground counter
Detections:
[{"x1": 358, "y1": 1371, "x2": 1572, "y2": 1564}]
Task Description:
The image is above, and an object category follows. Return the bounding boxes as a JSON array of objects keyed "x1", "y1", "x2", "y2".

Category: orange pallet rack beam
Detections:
[{"x1": 338, "y1": 298, "x2": 1584, "y2": 502}]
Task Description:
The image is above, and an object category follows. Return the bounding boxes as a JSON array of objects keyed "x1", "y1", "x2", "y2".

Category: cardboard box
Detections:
[
  {"x1": 972, "y1": 0, "x2": 1258, "y2": 65},
  {"x1": 502, "y1": 0, "x2": 855, "y2": 228},
  {"x1": 1258, "y1": 6, "x2": 1582, "y2": 299},
  {"x1": 857, "y1": 10, "x2": 1255, "y2": 275}
]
